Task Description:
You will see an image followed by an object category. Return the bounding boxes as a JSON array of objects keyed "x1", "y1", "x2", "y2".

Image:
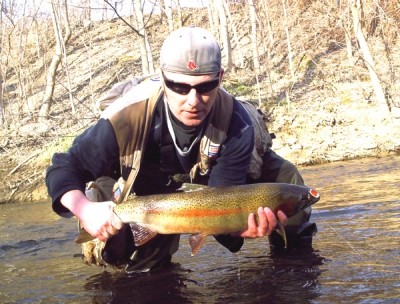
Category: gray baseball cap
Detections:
[{"x1": 160, "y1": 27, "x2": 221, "y2": 75}]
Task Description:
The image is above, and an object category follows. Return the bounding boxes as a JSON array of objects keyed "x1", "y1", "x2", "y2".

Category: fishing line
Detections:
[
  {"x1": 314, "y1": 209, "x2": 400, "y2": 274},
  {"x1": 313, "y1": 209, "x2": 367, "y2": 260}
]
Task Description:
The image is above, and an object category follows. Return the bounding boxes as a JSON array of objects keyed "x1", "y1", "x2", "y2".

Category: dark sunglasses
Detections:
[{"x1": 162, "y1": 71, "x2": 220, "y2": 95}]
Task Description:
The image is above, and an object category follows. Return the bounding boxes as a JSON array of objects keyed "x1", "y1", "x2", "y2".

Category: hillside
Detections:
[{"x1": 0, "y1": 4, "x2": 399, "y2": 203}]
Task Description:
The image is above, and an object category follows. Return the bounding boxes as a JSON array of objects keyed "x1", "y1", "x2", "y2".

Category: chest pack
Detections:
[{"x1": 97, "y1": 75, "x2": 273, "y2": 201}]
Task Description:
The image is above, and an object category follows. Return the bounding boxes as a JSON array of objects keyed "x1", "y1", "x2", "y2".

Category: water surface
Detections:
[{"x1": 1, "y1": 155, "x2": 399, "y2": 303}]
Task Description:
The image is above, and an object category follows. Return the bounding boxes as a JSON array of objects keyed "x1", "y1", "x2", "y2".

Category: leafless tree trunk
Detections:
[
  {"x1": 164, "y1": 0, "x2": 174, "y2": 32},
  {"x1": 351, "y1": 0, "x2": 389, "y2": 116},
  {"x1": 260, "y1": 1, "x2": 274, "y2": 47},
  {"x1": 282, "y1": 0, "x2": 294, "y2": 79},
  {"x1": 38, "y1": 0, "x2": 72, "y2": 120},
  {"x1": 207, "y1": 0, "x2": 219, "y2": 38},
  {"x1": 374, "y1": 1, "x2": 396, "y2": 87},
  {"x1": 248, "y1": 0, "x2": 260, "y2": 72},
  {"x1": 344, "y1": 25, "x2": 354, "y2": 67},
  {"x1": 248, "y1": 0, "x2": 261, "y2": 106},
  {"x1": 0, "y1": 0, "x2": 4, "y2": 125},
  {"x1": 133, "y1": 0, "x2": 154, "y2": 74},
  {"x1": 17, "y1": 0, "x2": 27, "y2": 60},
  {"x1": 0, "y1": 69, "x2": 4, "y2": 124},
  {"x1": 59, "y1": 0, "x2": 74, "y2": 114},
  {"x1": 102, "y1": 1, "x2": 107, "y2": 20},
  {"x1": 222, "y1": 0, "x2": 243, "y2": 68},
  {"x1": 175, "y1": 0, "x2": 182, "y2": 28},
  {"x1": 338, "y1": 1, "x2": 355, "y2": 67},
  {"x1": 259, "y1": 1, "x2": 275, "y2": 98},
  {"x1": 85, "y1": 0, "x2": 91, "y2": 22},
  {"x1": 32, "y1": 14, "x2": 42, "y2": 60},
  {"x1": 216, "y1": 0, "x2": 233, "y2": 71}
]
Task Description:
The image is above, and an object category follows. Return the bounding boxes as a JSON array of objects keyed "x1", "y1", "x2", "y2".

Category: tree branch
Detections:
[{"x1": 103, "y1": 0, "x2": 143, "y2": 37}]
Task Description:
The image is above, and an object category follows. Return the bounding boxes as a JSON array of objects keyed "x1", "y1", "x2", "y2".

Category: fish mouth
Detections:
[
  {"x1": 309, "y1": 188, "x2": 320, "y2": 202},
  {"x1": 300, "y1": 188, "x2": 320, "y2": 209}
]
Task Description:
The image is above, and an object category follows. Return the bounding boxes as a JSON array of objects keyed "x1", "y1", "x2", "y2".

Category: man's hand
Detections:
[
  {"x1": 61, "y1": 190, "x2": 124, "y2": 242},
  {"x1": 234, "y1": 207, "x2": 288, "y2": 238}
]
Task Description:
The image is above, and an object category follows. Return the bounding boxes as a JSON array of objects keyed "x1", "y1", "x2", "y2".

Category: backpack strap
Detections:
[
  {"x1": 189, "y1": 92, "x2": 273, "y2": 181},
  {"x1": 117, "y1": 86, "x2": 163, "y2": 203},
  {"x1": 190, "y1": 89, "x2": 234, "y2": 180},
  {"x1": 239, "y1": 100, "x2": 273, "y2": 179},
  {"x1": 104, "y1": 76, "x2": 163, "y2": 204}
]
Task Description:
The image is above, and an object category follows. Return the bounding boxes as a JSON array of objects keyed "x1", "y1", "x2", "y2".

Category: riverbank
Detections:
[
  {"x1": 1, "y1": 9, "x2": 399, "y2": 204},
  {"x1": 268, "y1": 95, "x2": 400, "y2": 165}
]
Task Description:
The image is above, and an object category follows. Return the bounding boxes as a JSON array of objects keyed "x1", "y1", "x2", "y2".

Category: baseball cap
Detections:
[{"x1": 160, "y1": 27, "x2": 221, "y2": 75}]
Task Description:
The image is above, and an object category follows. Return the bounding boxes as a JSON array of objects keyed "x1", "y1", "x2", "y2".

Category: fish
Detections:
[{"x1": 76, "y1": 183, "x2": 320, "y2": 255}]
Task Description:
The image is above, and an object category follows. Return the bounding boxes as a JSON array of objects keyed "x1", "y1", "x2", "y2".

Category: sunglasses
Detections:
[{"x1": 162, "y1": 71, "x2": 220, "y2": 95}]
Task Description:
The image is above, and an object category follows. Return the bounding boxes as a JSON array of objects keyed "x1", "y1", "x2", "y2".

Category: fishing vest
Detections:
[{"x1": 99, "y1": 75, "x2": 272, "y2": 202}]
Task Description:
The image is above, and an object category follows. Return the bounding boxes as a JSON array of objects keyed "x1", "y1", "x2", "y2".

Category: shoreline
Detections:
[{"x1": 1, "y1": 138, "x2": 398, "y2": 205}]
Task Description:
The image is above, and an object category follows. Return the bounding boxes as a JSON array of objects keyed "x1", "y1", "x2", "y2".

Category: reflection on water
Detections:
[
  {"x1": 0, "y1": 155, "x2": 399, "y2": 303},
  {"x1": 81, "y1": 248, "x2": 325, "y2": 304}
]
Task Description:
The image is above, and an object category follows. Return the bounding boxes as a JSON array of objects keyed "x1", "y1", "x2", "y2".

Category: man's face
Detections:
[{"x1": 162, "y1": 70, "x2": 223, "y2": 127}]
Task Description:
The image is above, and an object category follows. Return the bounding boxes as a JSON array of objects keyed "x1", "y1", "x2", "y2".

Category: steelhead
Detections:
[{"x1": 76, "y1": 183, "x2": 320, "y2": 254}]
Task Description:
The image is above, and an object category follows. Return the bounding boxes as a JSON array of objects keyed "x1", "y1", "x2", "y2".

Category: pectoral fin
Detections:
[
  {"x1": 276, "y1": 222, "x2": 288, "y2": 248},
  {"x1": 189, "y1": 234, "x2": 208, "y2": 256},
  {"x1": 76, "y1": 225, "x2": 96, "y2": 244},
  {"x1": 130, "y1": 224, "x2": 158, "y2": 246}
]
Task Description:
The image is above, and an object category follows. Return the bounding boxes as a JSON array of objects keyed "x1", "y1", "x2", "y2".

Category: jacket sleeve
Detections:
[{"x1": 45, "y1": 118, "x2": 120, "y2": 216}]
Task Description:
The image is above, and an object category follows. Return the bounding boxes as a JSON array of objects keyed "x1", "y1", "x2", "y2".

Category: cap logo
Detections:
[{"x1": 187, "y1": 60, "x2": 199, "y2": 71}]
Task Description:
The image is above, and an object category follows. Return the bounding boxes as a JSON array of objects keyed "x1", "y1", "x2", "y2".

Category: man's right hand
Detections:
[{"x1": 61, "y1": 190, "x2": 124, "y2": 242}]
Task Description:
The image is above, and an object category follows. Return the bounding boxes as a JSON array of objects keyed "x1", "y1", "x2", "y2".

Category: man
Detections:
[{"x1": 46, "y1": 27, "x2": 316, "y2": 272}]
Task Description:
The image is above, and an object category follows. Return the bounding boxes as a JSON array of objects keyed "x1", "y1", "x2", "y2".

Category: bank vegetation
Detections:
[{"x1": 0, "y1": 0, "x2": 399, "y2": 203}]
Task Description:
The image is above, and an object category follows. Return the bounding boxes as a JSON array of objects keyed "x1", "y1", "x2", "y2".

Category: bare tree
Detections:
[
  {"x1": 38, "y1": 0, "x2": 72, "y2": 120},
  {"x1": 84, "y1": 0, "x2": 91, "y2": 22},
  {"x1": 248, "y1": 0, "x2": 261, "y2": 106},
  {"x1": 0, "y1": 0, "x2": 5, "y2": 125},
  {"x1": 248, "y1": 0, "x2": 259, "y2": 72},
  {"x1": 207, "y1": 0, "x2": 220, "y2": 38},
  {"x1": 260, "y1": 1, "x2": 274, "y2": 47},
  {"x1": 1, "y1": 0, "x2": 34, "y2": 122},
  {"x1": 222, "y1": 0, "x2": 243, "y2": 68},
  {"x1": 351, "y1": 0, "x2": 389, "y2": 117},
  {"x1": 340, "y1": 2, "x2": 355, "y2": 67},
  {"x1": 133, "y1": 0, "x2": 154, "y2": 74},
  {"x1": 216, "y1": 0, "x2": 233, "y2": 71},
  {"x1": 174, "y1": 0, "x2": 182, "y2": 28},
  {"x1": 282, "y1": 0, "x2": 294, "y2": 79},
  {"x1": 102, "y1": 0, "x2": 107, "y2": 20},
  {"x1": 164, "y1": 0, "x2": 174, "y2": 32},
  {"x1": 258, "y1": 1, "x2": 275, "y2": 98}
]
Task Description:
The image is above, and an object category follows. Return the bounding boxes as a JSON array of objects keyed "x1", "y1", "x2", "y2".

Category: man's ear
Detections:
[{"x1": 219, "y1": 69, "x2": 225, "y2": 81}]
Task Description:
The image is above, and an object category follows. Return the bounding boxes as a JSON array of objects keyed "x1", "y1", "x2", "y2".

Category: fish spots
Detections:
[{"x1": 146, "y1": 208, "x2": 243, "y2": 218}]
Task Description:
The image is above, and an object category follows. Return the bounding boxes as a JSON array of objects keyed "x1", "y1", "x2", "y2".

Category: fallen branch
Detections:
[{"x1": 8, "y1": 150, "x2": 42, "y2": 176}]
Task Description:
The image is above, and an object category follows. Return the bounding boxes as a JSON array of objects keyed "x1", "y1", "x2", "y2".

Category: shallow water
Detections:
[{"x1": 1, "y1": 155, "x2": 399, "y2": 303}]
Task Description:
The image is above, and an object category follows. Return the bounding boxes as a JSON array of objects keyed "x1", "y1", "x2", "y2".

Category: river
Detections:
[{"x1": 1, "y1": 155, "x2": 399, "y2": 303}]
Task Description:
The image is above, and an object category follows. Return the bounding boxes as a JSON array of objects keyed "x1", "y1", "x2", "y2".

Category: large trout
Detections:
[{"x1": 76, "y1": 183, "x2": 320, "y2": 254}]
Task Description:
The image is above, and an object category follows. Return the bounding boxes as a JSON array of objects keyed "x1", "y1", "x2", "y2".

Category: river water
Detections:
[{"x1": 1, "y1": 155, "x2": 399, "y2": 303}]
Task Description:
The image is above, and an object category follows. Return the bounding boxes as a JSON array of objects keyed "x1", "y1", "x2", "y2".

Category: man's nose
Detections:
[{"x1": 186, "y1": 89, "x2": 201, "y2": 106}]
